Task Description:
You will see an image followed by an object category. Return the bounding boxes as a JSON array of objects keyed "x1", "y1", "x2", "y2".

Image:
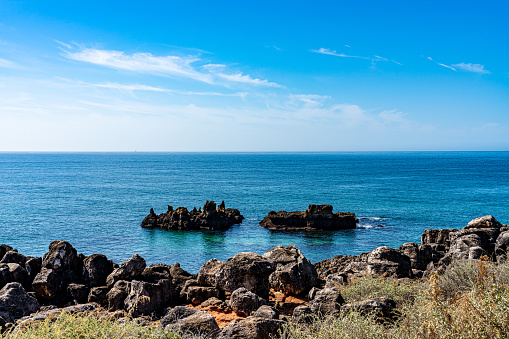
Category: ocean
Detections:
[{"x1": 1, "y1": 152, "x2": 508, "y2": 273}]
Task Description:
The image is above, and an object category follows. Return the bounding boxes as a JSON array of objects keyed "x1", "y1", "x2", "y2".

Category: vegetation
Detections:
[{"x1": 282, "y1": 257, "x2": 509, "y2": 339}]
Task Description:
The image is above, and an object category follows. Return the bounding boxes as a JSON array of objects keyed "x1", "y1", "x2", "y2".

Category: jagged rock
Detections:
[
  {"x1": 197, "y1": 259, "x2": 224, "y2": 286},
  {"x1": 259, "y1": 204, "x2": 357, "y2": 231},
  {"x1": 182, "y1": 285, "x2": 221, "y2": 305},
  {"x1": 87, "y1": 286, "x2": 109, "y2": 307},
  {"x1": 0, "y1": 263, "x2": 29, "y2": 290},
  {"x1": 214, "y1": 252, "x2": 275, "y2": 299},
  {"x1": 141, "y1": 201, "x2": 244, "y2": 231},
  {"x1": 367, "y1": 246, "x2": 413, "y2": 278},
  {"x1": 324, "y1": 273, "x2": 348, "y2": 288},
  {"x1": 200, "y1": 297, "x2": 227, "y2": 311},
  {"x1": 169, "y1": 263, "x2": 194, "y2": 300},
  {"x1": 124, "y1": 279, "x2": 172, "y2": 317},
  {"x1": 141, "y1": 263, "x2": 172, "y2": 283},
  {"x1": 421, "y1": 229, "x2": 459, "y2": 249},
  {"x1": 495, "y1": 230, "x2": 509, "y2": 260},
  {"x1": 342, "y1": 297, "x2": 396, "y2": 319},
  {"x1": 25, "y1": 257, "x2": 42, "y2": 284},
  {"x1": 106, "y1": 254, "x2": 146, "y2": 288},
  {"x1": 252, "y1": 305, "x2": 279, "y2": 319},
  {"x1": 0, "y1": 282, "x2": 39, "y2": 324},
  {"x1": 32, "y1": 268, "x2": 63, "y2": 303},
  {"x1": 82, "y1": 254, "x2": 114, "y2": 287},
  {"x1": 263, "y1": 245, "x2": 319, "y2": 295},
  {"x1": 219, "y1": 316, "x2": 285, "y2": 339},
  {"x1": 106, "y1": 280, "x2": 131, "y2": 311},
  {"x1": 308, "y1": 287, "x2": 344, "y2": 315},
  {"x1": 229, "y1": 287, "x2": 267, "y2": 317},
  {"x1": 42, "y1": 241, "x2": 82, "y2": 274},
  {"x1": 66, "y1": 283, "x2": 89, "y2": 304},
  {"x1": 465, "y1": 215, "x2": 502, "y2": 229},
  {"x1": 161, "y1": 306, "x2": 219, "y2": 337},
  {"x1": 0, "y1": 251, "x2": 26, "y2": 265},
  {"x1": 292, "y1": 305, "x2": 313, "y2": 323},
  {"x1": 0, "y1": 245, "x2": 13, "y2": 262},
  {"x1": 313, "y1": 254, "x2": 359, "y2": 279}
]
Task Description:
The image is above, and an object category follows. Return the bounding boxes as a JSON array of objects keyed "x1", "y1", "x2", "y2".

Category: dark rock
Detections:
[
  {"x1": 219, "y1": 316, "x2": 285, "y2": 339},
  {"x1": 214, "y1": 252, "x2": 275, "y2": 299},
  {"x1": 0, "y1": 263, "x2": 29, "y2": 290},
  {"x1": 421, "y1": 229, "x2": 459, "y2": 249},
  {"x1": 25, "y1": 257, "x2": 42, "y2": 284},
  {"x1": 259, "y1": 204, "x2": 357, "y2": 231},
  {"x1": 0, "y1": 282, "x2": 39, "y2": 323},
  {"x1": 292, "y1": 305, "x2": 313, "y2": 323},
  {"x1": 161, "y1": 306, "x2": 219, "y2": 337},
  {"x1": 197, "y1": 259, "x2": 224, "y2": 287},
  {"x1": 141, "y1": 201, "x2": 244, "y2": 231},
  {"x1": 324, "y1": 273, "x2": 348, "y2": 288},
  {"x1": 367, "y1": 246, "x2": 413, "y2": 278},
  {"x1": 124, "y1": 279, "x2": 172, "y2": 317},
  {"x1": 308, "y1": 287, "x2": 344, "y2": 315},
  {"x1": 0, "y1": 245, "x2": 13, "y2": 262},
  {"x1": 252, "y1": 305, "x2": 279, "y2": 319},
  {"x1": 313, "y1": 254, "x2": 359, "y2": 279},
  {"x1": 141, "y1": 263, "x2": 172, "y2": 283},
  {"x1": 87, "y1": 286, "x2": 109, "y2": 307},
  {"x1": 169, "y1": 263, "x2": 194, "y2": 300},
  {"x1": 82, "y1": 254, "x2": 114, "y2": 287},
  {"x1": 0, "y1": 251, "x2": 26, "y2": 265},
  {"x1": 66, "y1": 283, "x2": 89, "y2": 304},
  {"x1": 106, "y1": 280, "x2": 131, "y2": 311},
  {"x1": 342, "y1": 297, "x2": 396, "y2": 319},
  {"x1": 200, "y1": 297, "x2": 227, "y2": 311},
  {"x1": 182, "y1": 285, "x2": 221, "y2": 305},
  {"x1": 106, "y1": 254, "x2": 146, "y2": 288},
  {"x1": 229, "y1": 287, "x2": 267, "y2": 317},
  {"x1": 42, "y1": 241, "x2": 82, "y2": 275},
  {"x1": 495, "y1": 230, "x2": 509, "y2": 260},
  {"x1": 307, "y1": 287, "x2": 320, "y2": 300},
  {"x1": 263, "y1": 245, "x2": 319, "y2": 295},
  {"x1": 32, "y1": 268, "x2": 64, "y2": 303}
]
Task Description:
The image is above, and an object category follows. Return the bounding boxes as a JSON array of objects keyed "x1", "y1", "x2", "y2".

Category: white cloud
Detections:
[
  {"x1": 0, "y1": 58, "x2": 21, "y2": 69},
  {"x1": 93, "y1": 83, "x2": 171, "y2": 92},
  {"x1": 437, "y1": 63, "x2": 456, "y2": 71},
  {"x1": 290, "y1": 94, "x2": 329, "y2": 107},
  {"x1": 311, "y1": 48, "x2": 369, "y2": 59},
  {"x1": 451, "y1": 63, "x2": 491, "y2": 74},
  {"x1": 379, "y1": 109, "x2": 408, "y2": 124},
  {"x1": 217, "y1": 72, "x2": 282, "y2": 87}
]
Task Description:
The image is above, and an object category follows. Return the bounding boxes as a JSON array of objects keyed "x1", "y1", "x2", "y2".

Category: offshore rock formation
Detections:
[
  {"x1": 141, "y1": 201, "x2": 244, "y2": 231},
  {"x1": 259, "y1": 204, "x2": 357, "y2": 231}
]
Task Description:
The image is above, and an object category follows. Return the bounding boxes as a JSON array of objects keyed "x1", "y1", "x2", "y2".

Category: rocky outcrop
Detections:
[
  {"x1": 141, "y1": 201, "x2": 244, "y2": 231},
  {"x1": 161, "y1": 306, "x2": 220, "y2": 337},
  {"x1": 259, "y1": 204, "x2": 357, "y2": 231},
  {"x1": 219, "y1": 316, "x2": 285, "y2": 339},
  {"x1": 82, "y1": 254, "x2": 115, "y2": 287},
  {"x1": 228, "y1": 287, "x2": 267, "y2": 316},
  {"x1": 124, "y1": 279, "x2": 172, "y2": 317},
  {"x1": 0, "y1": 282, "x2": 39, "y2": 324},
  {"x1": 106, "y1": 254, "x2": 146, "y2": 288},
  {"x1": 367, "y1": 246, "x2": 413, "y2": 278},
  {"x1": 263, "y1": 245, "x2": 319, "y2": 295},
  {"x1": 308, "y1": 287, "x2": 344, "y2": 315},
  {"x1": 342, "y1": 297, "x2": 396, "y2": 319}
]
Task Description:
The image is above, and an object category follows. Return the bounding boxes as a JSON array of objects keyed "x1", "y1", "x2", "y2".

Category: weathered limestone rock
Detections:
[
  {"x1": 313, "y1": 254, "x2": 359, "y2": 279},
  {"x1": 263, "y1": 245, "x2": 319, "y2": 295},
  {"x1": 0, "y1": 282, "x2": 39, "y2": 324},
  {"x1": 141, "y1": 201, "x2": 244, "y2": 231},
  {"x1": 197, "y1": 259, "x2": 224, "y2": 287},
  {"x1": 25, "y1": 257, "x2": 42, "y2": 284},
  {"x1": 106, "y1": 254, "x2": 146, "y2": 288},
  {"x1": 82, "y1": 254, "x2": 114, "y2": 287},
  {"x1": 32, "y1": 268, "x2": 63, "y2": 303},
  {"x1": 342, "y1": 297, "x2": 396, "y2": 319},
  {"x1": 214, "y1": 252, "x2": 274, "y2": 299},
  {"x1": 124, "y1": 279, "x2": 172, "y2": 317},
  {"x1": 88, "y1": 286, "x2": 109, "y2": 307},
  {"x1": 0, "y1": 263, "x2": 30, "y2": 290},
  {"x1": 367, "y1": 246, "x2": 413, "y2": 278},
  {"x1": 42, "y1": 241, "x2": 82, "y2": 274},
  {"x1": 421, "y1": 229, "x2": 459, "y2": 249},
  {"x1": 228, "y1": 287, "x2": 267, "y2": 317},
  {"x1": 106, "y1": 280, "x2": 131, "y2": 311},
  {"x1": 251, "y1": 305, "x2": 279, "y2": 319},
  {"x1": 182, "y1": 285, "x2": 221, "y2": 305},
  {"x1": 308, "y1": 287, "x2": 344, "y2": 315},
  {"x1": 259, "y1": 204, "x2": 357, "y2": 231},
  {"x1": 66, "y1": 283, "x2": 89, "y2": 304},
  {"x1": 161, "y1": 306, "x2": 219, "y2": 337},
  {"x1": 0, "y1": 250, "x2": 26, "y2": 265},
  {"x1": 219, "y1": 316, "x2": 285, "y2": 339}
]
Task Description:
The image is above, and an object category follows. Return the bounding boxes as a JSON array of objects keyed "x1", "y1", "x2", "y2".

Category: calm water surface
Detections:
[{"x1": 1, "y1": 152, "x2": 508, "y2": 272}]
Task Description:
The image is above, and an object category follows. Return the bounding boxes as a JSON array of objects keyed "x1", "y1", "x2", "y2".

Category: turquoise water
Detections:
[{"x1": 1, "y1": 152, "x2": 508, "y2": 273}]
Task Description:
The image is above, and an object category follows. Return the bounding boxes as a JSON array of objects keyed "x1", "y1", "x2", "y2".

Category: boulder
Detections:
[
  {"x1": 66, "y1": 283, "x2": 89, "y2": 304},
  {"x1": 219, "y1": 316, "x2": 285, "y2": 339},
  {"x1": 366, "y1": 246, "x2": 413, "y2": 278},
  {"x1": 308, "y1": 287, "x2": 344, "y2": 315},
  {"x1": 141, "y1": 263, "x2": 172, "y2": 283},
  {"x1": 32, "y1": 268, "x2": 64, "y2": 303},
  {"x1": 495, "y1": 230, "x2": 509, "y2": 260},
  {"x1": 106, "y1": 280, "x2": 131, "y2": 311},
  {"x1": 87, "y1": 286, "x2": 109, "y2": 307},
  {"x1": 161, "y1": 306, "x2": 219, "y2": 337},
  {"x1": 182, "y1": 285, "x2": 221, "y2": 305},
  {"x1": 465, "y1": 215, "x2": 502, "y2": 230},
  {"x1": 421, "y1": 229, "x2": 459, "y2": 249},
  {"x1": 342, "y1": 297, "x2": 396, "y2": 319},
  {"x1": 0, "y1": 245, "x2": 13, "y2": 261},
  {"x1": 324, "y1": 273, "x2": 348, "y2": 288},
  {"x1": 263, "y1": 245, "x2": 319, "y2": 295},
  {"x1": 82, "y1": 254, "x2": 114, "y2": 287},
  {"x1": 292, "y1": 305, "x2": 313, "y2": 323},
  {"x1": 161, "y1": 306, "x2": 199, "y2": 327},
  {"x1": 106, "y1": 254, "x2": 146, "y2": 288},
  {"x1": 228, "y1": 287, "x2": 267, "y2": 317},
  {"x1": 197, "y1": 259, "x2": 224, "y2": 287},
  {"x1": 0, "y1": 282, "x2": 39, "y2": 324},
  {"x1": 214, "y1": 252, "x2": 274, "y2": 299},
  {"x1": 124, "y1": 279, "x2": 172, "y2": 317},
  {"x1": 313, "y1": 254, "x2": 359, "y2": 279},
  {"x1": 252, "y1": 305, "x2": 279, "y2": 319},
  {"x1": 25, "y1": 257, "x2": 42, "y2": 284},
  {"x1": 0, "y1": 263, "x2": 30, "y2": 290},
  {"x1": 42, "y1": 241, "x2": 82, "y2": 275},
  {"x1": 259, "y1": 204, "x2": 357, "y2": 231},
  {"x1": 0, "y1": 251, "x2": 26, "y2": 265},
  {"x1": 141, "y1": 201, "x2": 244, "y2": 231}
]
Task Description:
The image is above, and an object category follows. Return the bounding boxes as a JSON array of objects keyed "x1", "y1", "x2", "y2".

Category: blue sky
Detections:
[{"x1": 1, "y1": 0, "x2": 508, "y2": 151}]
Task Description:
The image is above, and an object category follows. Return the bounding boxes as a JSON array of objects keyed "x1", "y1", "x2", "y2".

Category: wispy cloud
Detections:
[
  {"x1": 311, "y1": 48, "x2": 369, "y2": 59},
  {"x1": 217, "y1": 73, "x2": 282, "y2": 88},
  {"x1": 451, "y1": 62, "x2": 491, "y2": 74},
  {"x1": 0, "y1": 58, "x2": 22, "y2": 69}
]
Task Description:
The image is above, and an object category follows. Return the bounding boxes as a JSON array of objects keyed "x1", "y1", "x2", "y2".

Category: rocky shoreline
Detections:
[{"x1": 1, "y1": 215, "x2": 508, "y2": 338}]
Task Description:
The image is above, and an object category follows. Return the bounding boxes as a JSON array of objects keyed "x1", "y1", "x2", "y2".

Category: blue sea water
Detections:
[{"x1": 1, "y1": 152, "x2": 508, "y2": 273}]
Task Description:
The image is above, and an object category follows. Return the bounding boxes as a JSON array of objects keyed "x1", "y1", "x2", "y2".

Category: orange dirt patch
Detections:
[{"x1": 185, "y1": 303, "x2": 245, "y2": 328}]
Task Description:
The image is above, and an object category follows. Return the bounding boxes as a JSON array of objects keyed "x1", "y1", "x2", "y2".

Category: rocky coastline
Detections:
[{"x1": 1, "y1": 215, "x2": 508, "y2": 338}]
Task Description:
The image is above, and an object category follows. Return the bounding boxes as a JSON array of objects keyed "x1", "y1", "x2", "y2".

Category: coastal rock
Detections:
[
  {"x1": 399, "y1": 242, "x2": 444, "y2": 271},
  {"x1": 106, "y1": 280, "x2": 131, "y2": 311},
  {"x1": 367, "y1": 246, "x2": 413, "y2": 278},
  {"x1": 25, "y1": 257, "x2": 42, "y2": 284},
  {"x1": 169, "y1": 263, "x2": 194, "y2": 300},
  {"x1": 66, "y1": 283, "x2": 89, "y2": 304},
  {"x1": 32, "y1": 268, "x2": 64, "y2": 303},
  {"x1": 263, "y1": 245, "x2": 319, "y2": 295},
  {"x1": 292, "y1": 305, "x2": 313, "y2": 323},
  {"x1": 421, "y1": 229, "x2": 459, "y2": 249},
  {"x1": 0, "y1": 282, "x2": 39, "y2": 323},
  {"x1": 141, "y1": 201, "x2": 244, "y2": 231},
  {"x1": 161, "y1": 306, "x2": 219, "y2": 337},
  {"x1": 214, "y1": 252, "x2": 275, "y2": 299},
  {"x1": 495, "y1": 230, "x2": 509, "y2": 260},
  {"x1": 141, "y1": 263, "x2": 172, "y2": 283},
  {"x1": 0, "y1": 263, "x2": 30, "y2": 290},
  {"x1": 342, "y1": 297, "x2": 396, "y2": 319},
  {"x1": 124, "y1": 279, "x2": 172, "y2": 317},
  {"x1": 42, "y1": 241, "x2": 82, "y2": 275},
  {"x1": 219, "y1": 316, "x2": 285, "y2": 339},
  {"x1": 197, "y1": 259, "x2": 224, "y2": 287},
  {"x1": 252, "y1": 305, "x2": 280, "y2": 319},
  {"x1": 313, "y1": 254, "x2": 359, "y2": 279},
  {"x1": 324, "y1": 273, "x2": 348, "y2": 288},
  {"x1": 308, "y1": 287, "x2": 344, "y2": 315},
  {"x1": 182, "y1": 285, "x2": 221, "y2": 305},
  {"x1": 106, "y1": 254, "x2": 146, "y2": 288},
  {"x1": 82, "y1": 254, "x2": 114, "y2": 287},
  {"x1": 0, "y1": 245, "x2": 13, "y2": 262},
  {"x1": 161, "y1": 306, "x2": 199, "y2": 327},
  {"x1": 87, "y1": 286, "x2": 109, "y2": 307},
  {"x1": 0, "y1": 250, "x2": 26, "y2": 266},
  {"x1": 228, "y1": 287, "x2": 267, "y2": 316},
  {"x1": 259, "y1": 204, "x2": 357, "y2": 231}
]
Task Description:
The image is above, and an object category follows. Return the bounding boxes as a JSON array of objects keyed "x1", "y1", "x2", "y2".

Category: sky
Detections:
[{"x1": 0, "y1": 0, "x2": 508, "y2": 151}]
